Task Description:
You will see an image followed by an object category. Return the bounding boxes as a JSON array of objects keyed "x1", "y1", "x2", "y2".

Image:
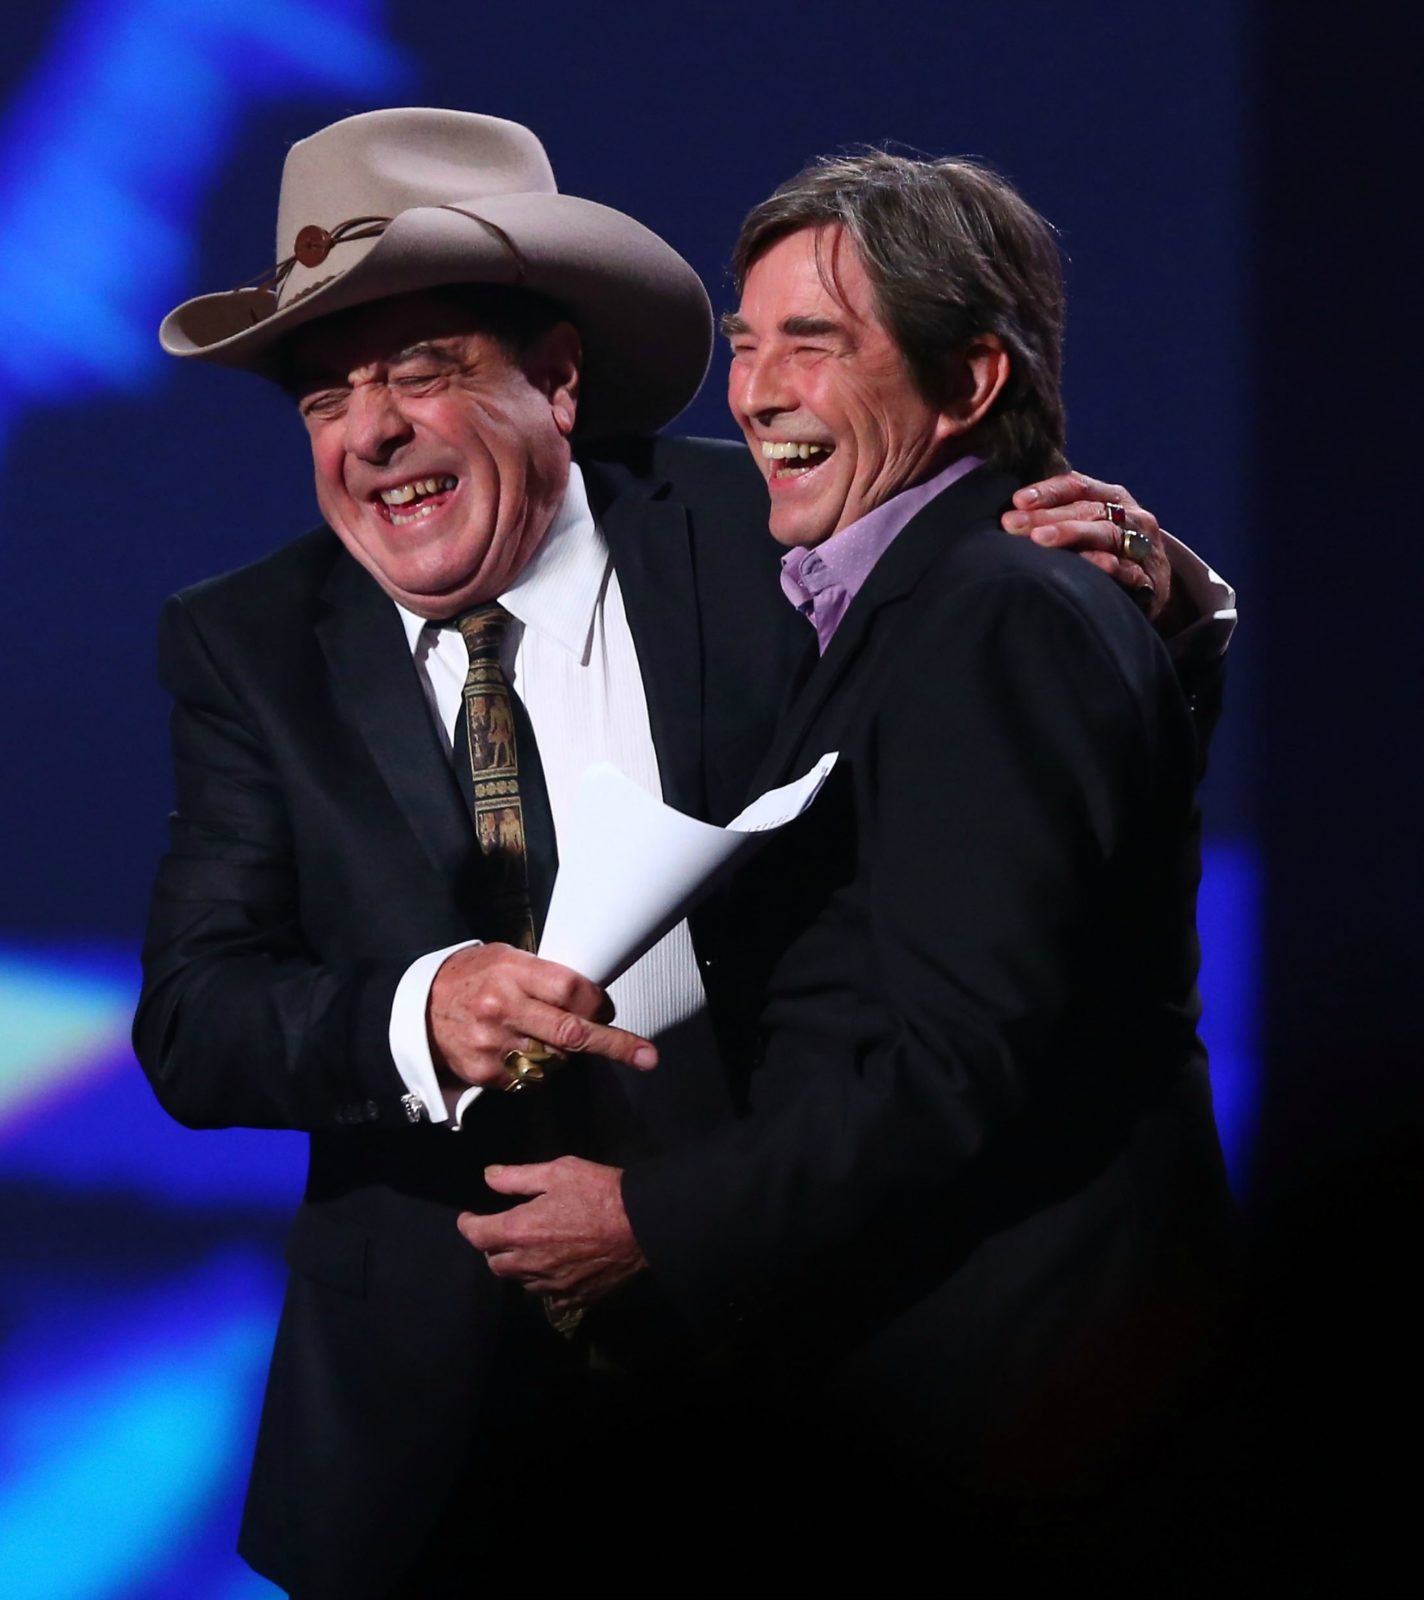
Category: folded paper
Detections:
[{"x1": 538, "y1": 753, "x2": 838, "y2": 985}]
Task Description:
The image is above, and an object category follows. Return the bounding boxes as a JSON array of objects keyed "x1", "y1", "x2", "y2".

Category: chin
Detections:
[{"x1": 770, "y1": 514, "x2": 835, "y2": 549}]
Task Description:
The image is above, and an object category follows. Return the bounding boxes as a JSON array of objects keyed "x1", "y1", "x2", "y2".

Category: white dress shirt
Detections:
[
  {"x1": 1160, "y1": 530, "x2": 1237, "y2": 663},
  {"x1": 386, "y1": 462, "x2": 720, "y2": 1125}
]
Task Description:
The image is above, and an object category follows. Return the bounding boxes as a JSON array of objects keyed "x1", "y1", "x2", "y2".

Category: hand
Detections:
[
  {"x1": 1001, "y1": 470, "x2": 1171, "y2": 623},
  {"x1": 457, "y1": 1157, "x2": 647, "y2": 1313},
  {"x1": 428, "y1": 944, "x2": 657, "y2": 1090}
]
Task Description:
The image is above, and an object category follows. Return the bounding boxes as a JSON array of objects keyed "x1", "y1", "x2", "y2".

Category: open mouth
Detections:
[
  {"x1": 761, "y1": 440, "x2": 834, "y2": 482},
  {"x1": 374, "y1": 475, "x2": 458, "y2": 526}
]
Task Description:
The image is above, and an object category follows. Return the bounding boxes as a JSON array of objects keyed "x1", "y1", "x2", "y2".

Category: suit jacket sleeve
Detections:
[
  {"x1": 621, "y1": 568, "x2": 1200, "y2": 1347},
  {"x1": 1160, "y1": 531, "x2": 1235, "y2": 772},
  {"x1": 132, "y1": 592, "x2": 414, "y2": 1132}
]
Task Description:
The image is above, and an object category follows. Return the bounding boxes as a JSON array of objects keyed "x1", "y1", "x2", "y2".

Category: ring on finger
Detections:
[
  {"x1": 502, "y1": 1038, "x2": 567, "y2": 1093},
  {"x1": 1104, "y1": 500, "x2": 1130, "y2": 529},
  {"x1": 1120, "y1": 527, "x2": 1153, "y2": 566}
]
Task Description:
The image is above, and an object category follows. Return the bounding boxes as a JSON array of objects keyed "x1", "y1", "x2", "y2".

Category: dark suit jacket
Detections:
[
  {"x1": 622, "y1": 465, "x2": 1235, "y2": 1495},
  {"x1": 132, "y1": 436, "x2": 807, "y2": 1599}
]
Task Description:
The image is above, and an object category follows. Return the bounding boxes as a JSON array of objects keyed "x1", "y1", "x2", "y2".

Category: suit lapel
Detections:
[
  {"x1": 586, "y1": 456, "x2": 706, "y2": 820},
  {"x1": 312, "y1": 452, "x2": 711, "y2": 886},
  {"x1": 314, "y1": 554, "x2": 473, "y2": 879},
  {"x1": 747, "y1": 466, "x2": 1020, "y2": 797}
]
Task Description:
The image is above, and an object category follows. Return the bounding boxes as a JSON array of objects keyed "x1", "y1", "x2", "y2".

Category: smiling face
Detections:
[
  {"x1": 725, "y1": 226, "x2": 958, "y2": 549},
  {"x1": 726, "y1": 225, "x2": 1006, "y2": 548},
  {"x1": 287, "y1": 290, "x2": 581, "y2": 618}
]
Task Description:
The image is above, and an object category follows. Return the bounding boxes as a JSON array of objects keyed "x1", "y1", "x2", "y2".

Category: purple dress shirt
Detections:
[{"x1": 779, "y1": 455, "x2": 985, "y2": 653}]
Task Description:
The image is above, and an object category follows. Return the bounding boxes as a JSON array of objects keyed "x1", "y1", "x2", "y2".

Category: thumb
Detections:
[{"x1": 483, "y1": 1161, "x2": 550, "y2": 1197}]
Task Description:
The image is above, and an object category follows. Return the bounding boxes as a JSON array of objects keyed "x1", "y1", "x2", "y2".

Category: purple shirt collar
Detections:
[{"x1": 779, "y1": 455, "x2": 985, "y2": 653}]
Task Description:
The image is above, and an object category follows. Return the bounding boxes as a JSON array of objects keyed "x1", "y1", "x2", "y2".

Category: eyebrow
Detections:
[
  {"x1": 782, "y1": 315, "x2": 842, "y2": 338},
  {"x1": 719, "y1": 313, "x2": 846, "y2": 339},
  {"x1": 285, "y1": 339, "x2": 459, "y2": 393},
  {"x1": 389, "y1": 340, "x2": 459, "y2": 364}
]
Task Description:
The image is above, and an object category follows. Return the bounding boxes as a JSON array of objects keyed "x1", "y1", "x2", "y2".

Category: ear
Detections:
[
  {"x1": 931, "y1": 332, "x2": 1011, "y2": 444},
  {"x1": 531, "y1": 321, "x2": 582, "y2": 437}
]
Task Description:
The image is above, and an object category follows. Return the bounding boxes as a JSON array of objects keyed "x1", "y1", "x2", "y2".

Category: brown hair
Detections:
[{"x1": 732, "y1": 151, "x2": 1068, "y2": 481}]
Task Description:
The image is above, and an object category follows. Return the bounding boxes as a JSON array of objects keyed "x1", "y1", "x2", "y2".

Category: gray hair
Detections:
[{"x1": 731, "y1": 151, "x2": 1068, "y2": 481}]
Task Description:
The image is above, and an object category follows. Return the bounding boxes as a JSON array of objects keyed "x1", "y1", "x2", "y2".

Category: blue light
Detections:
[
  {"x1": 0, "y1": 943, "x2": 306, "y2": 1206},
  {"x1": 0, "y1": 0, "x2": 411, "y2": 450},
  {"x1": 1197, "y1": 838, "x2": 1260, "y2": 1196},
  {"x1": 0, "y1": 8, "x2": 411, "y2": 1590},
  {"x1": 0, "y1": 1251, "x2": 284, "y2": 1600}
]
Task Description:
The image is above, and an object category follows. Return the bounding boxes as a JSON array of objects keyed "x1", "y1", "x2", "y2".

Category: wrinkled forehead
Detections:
[
  {"x1": 282, "y1": 289, "x2": 488, "y2": 383},
  {"x1": 738, "y1": 224, "x2": 880, "y2": 330}
]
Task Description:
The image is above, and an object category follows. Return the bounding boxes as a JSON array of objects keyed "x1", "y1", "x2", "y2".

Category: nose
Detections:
[
  {"x1": 731, "y1": 345, "x2": 797, "y2": 427},
  {"x1": 344, "y1": 379, "x2": 413, "y2": 464}
]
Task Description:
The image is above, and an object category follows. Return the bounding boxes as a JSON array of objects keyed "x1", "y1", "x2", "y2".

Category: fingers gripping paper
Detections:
[{"x1": 537, "y1": 753, "x2": 838, "y2": 985}]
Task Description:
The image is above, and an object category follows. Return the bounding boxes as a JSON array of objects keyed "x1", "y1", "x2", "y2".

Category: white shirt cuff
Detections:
[
  {"x1": 389, "y1": 941, "x2": 483, "y2": 1127},
  {"x1": 1161, "y1": 530, "x2": 1238, "y2": 663}
]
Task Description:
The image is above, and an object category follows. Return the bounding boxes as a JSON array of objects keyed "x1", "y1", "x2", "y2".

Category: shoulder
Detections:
[
  {"x1": 650, "y1": 434, "x2": 765, "y2": 501},
  {"x1": 581, "y1": 433, "x2": 765, "y2": 510},
  {"x1": 172, "y1": 525, "x2": 342, "y2": 621},
  {"x1": 158, "y1": 526, "x2": 351, "y2": 697},
  {"x1": 913, "y1": 523, "x2": 1180, "y2": 713},
  {"x1": 581, "y1": 432, "x2": 779, "y2": 580}
]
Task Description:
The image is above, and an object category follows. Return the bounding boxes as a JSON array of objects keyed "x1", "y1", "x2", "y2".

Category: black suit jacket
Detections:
[
  {"x1": 622, "y1": 466, "x2": 1235, "y2": 1493},
  {"x1": 133, "y1": 437, "x2": 807, "y2": 1599}
]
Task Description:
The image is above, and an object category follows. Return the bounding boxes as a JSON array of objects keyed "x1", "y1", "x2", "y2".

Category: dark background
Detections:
[{"x1": 0, "y1": 0, "x2": 1416, "y2": 1593}]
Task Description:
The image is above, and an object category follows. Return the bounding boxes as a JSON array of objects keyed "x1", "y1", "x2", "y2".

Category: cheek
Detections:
[
  {"x1": 798, "y1": 371, "x2": 860, "y2": 439},
  {"x1": 305, "y1": 432, "x2": 343, "y2": 492},
  {"x1": 727, "y1": 360, "x2": 751, "y2": 414},
  {"x1": 456, "y1": 400, "x2": 537, "y2": 473}
]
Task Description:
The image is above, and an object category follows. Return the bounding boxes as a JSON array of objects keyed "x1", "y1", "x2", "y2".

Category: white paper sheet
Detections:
[{"x1": 537, "y1": 752, "x2": 838, "y2": 986}]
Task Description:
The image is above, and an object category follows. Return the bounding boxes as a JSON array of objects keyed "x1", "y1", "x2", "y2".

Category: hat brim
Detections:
[{"x1": 159, "y1": 194, "x2": 713, "y2": 439}]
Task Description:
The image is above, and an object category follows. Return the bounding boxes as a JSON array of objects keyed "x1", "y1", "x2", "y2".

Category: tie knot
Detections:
[{"x1": 452, "y1": 602, "x2": 513, "y2": 665}]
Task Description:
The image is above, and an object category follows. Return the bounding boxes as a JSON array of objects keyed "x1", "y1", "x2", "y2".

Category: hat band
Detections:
[{"x1": 236, "y1": 205, "x2": 530, "y2": 308}]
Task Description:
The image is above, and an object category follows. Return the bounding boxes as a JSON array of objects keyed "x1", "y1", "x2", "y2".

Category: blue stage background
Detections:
[{"x1": 1, "y1": 3, "x2": 1264, "y2": 1594}]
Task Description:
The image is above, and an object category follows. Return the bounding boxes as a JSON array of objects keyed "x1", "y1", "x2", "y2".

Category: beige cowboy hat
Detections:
[{"x1": 159, "y1": 107, "x2": 713, "y2": 438}]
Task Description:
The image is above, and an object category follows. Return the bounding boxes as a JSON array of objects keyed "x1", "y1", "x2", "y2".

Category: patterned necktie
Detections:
[
  {"x1": 450, "y1": 603, "x2": 554, "y2": 951},
  {"x1": 450, "y1": 605, "x2": 582, "y2": 1336}
]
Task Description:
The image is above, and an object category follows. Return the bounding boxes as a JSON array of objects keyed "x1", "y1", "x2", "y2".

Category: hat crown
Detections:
[
  {"x1": 274, "y1": 108, "x2": 557, "y2": 262},
  {"x1": 160, "y1": 106, "x2": 713, "y2": 438}
]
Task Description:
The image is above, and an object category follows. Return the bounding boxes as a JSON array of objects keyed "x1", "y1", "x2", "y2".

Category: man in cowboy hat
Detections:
[{"x1": 135, "y1": 109, "x2": 1231, "y2": 1596}]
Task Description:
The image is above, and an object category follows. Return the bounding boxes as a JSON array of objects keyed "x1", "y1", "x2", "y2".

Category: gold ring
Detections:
[
  {"x1": 1104, "y1": 500, "x2": 1129, "y2": 528},
  {"x1": 501, "y1": 1039, "x2": 566, "y2": 1093},
  {"x1": 1120, "y1": 527, "x2": 1152, "y2": 566}
]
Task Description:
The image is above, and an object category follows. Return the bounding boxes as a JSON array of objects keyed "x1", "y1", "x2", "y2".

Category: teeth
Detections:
[
  {"x1": 390, "y1": 503, "x2": 438, "y2": 526},
  {"x1": 379, "y1": 475, "x2": 456, "y2": 507},
  {"x1": 760, "y1": 441, "x2": 829, "y2": 460}
]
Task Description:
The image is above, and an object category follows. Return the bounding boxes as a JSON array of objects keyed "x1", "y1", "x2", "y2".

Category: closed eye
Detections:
[
  {"x1": 392, "y1": 370, "x2": 445, "y2": 392},
  {"x1": 298, "y1": 388, "x2": 349, "y2": 420}
]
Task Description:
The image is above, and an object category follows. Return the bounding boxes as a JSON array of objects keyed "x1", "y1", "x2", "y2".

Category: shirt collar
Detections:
[
  {"x1": 779, "y1": 453, "x2": 984, "y2": 650},
  {"x1": 393, "y1": 462, "x2": 608, "y2": 662}
]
